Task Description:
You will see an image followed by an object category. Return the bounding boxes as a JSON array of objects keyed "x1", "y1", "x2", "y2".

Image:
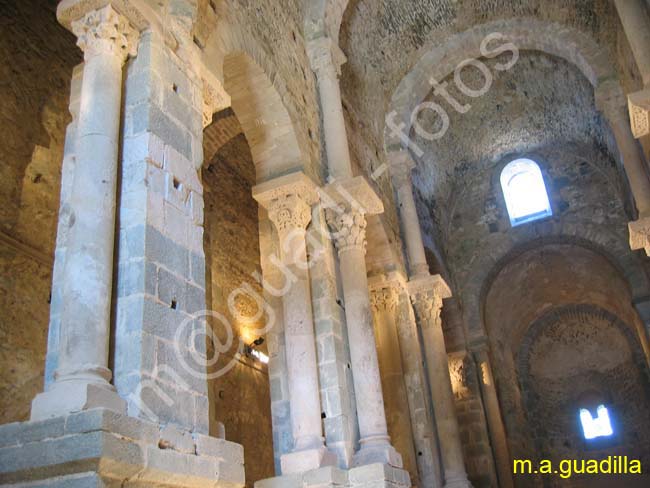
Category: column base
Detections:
[
  {"x1": 30, "y1": 380, "x2": 126, "y2": 421},
  {"x1": 256, "y1": 463, "x2": 410, "y2": 488},
  {"x1": 0, "y1": 408, "x2": 245, "y2": 487},
  {"x1": 281, "y1": 445, "x2": 338, "y2": 474},
  {"x1": 629, "y1": 217, "x2": 650, "y2": 255},
  {"x1": 352, "y1": 437, "x2": 403, "y2": 468}
]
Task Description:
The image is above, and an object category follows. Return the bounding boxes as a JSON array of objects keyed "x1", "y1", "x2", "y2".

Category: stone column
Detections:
[
  {"x1": 370, "y1": 277, "x2": 419, "y2": 483},
  {"x1": 410, "y1": 275, "x2": 472, "y2": 488},
  {"x1": 614, "y1": 0, "x2": 650, "y2": 139},
  {"x1": 253, "y1": 173, "x2": 336, "y2": 474},
  {"x1": 596, "y1": 82, "x2": 650, "y2": 254},
  {"x1": 307, "y1": 37, "x2": 353, "y2": 181},
  {"x1": 470, "y1": 341, "x2": 513, "y2": 488},
  {"x1": 323, "y1": 177, "x2": 402, "y2": 468},
  {"x1": 31, "y1": 4, "x2": 139, "y2": 420},
  {"x1": 391, "y1": 153, "x2": 430, "y2": 278}
]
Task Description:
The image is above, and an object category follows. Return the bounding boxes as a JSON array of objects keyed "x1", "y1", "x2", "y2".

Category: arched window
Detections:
[
  {"x1": 500, "y1": 158, "x2": 552, "y2": 226},
  {"x1": 579, "y1": 405, "x2": 614, "y2": 440}
]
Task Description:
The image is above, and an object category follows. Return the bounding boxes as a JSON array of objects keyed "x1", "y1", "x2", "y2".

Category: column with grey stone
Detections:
[
  {"x1": 595, "y1": 82, "x2": 650, "y2": 256},
  {"x1": 253, "y1": 172, "x2": 337, "y2": 474},
  {"x1": 369, "y1": 276, "x2": 420, "y2": 484},
  {"x1": 410, "y1": 276, "x2": 472, "y2": 488},
  {"x1": 471, "y1": 340, "x2": 513, "y2": 488},
  {"x1": 31, "y1": 4, "x2": 139, "y2": 420},
  {"x1": 323, "y1": 177, "x2": 403, "y2": 468},
  {"x1": 389, "y1": 151, "x2": 472, "y2": 487},
  {"x1": 614, "y1": 0, "x2": 650, "y2": 139}
]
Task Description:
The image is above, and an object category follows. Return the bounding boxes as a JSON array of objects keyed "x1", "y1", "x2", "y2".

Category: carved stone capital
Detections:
[
  {"x1": 325, "y1": 206, "x2": 368, "y2": 254},
  {"x1": 370, "y1": 283, "x2": 400, "y2": 314},
  {"x1": 253, "y1": 172, "x2": 319, "y2": 234},
  {"x1": 629, "y1": 216, "x2": 650, "y2": 255},
  {"x1": 306, "y1": 36, "x2": 347, "y2": 78},
  {"x1": 71, "y1": 5, "x2": 139, "y2": 62},
  {"x1": 628, "y1": 88, "x2": 650, "y2": 139},
  {"x1": 408, "y1": 273, "x2": 451, "y2": 328}
]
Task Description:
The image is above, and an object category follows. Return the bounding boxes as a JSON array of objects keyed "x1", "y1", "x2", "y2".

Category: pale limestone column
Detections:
[
  {"x1": 614, "y1": 0, "x2": 650, "y2": 138},
  {"x1": 395, "y1": 278, "x2": 444, "y2": 488},
  {"x1": 470, "y1": 341, "x2": 513, "y2": 488},
  {"x1": 307, "y1": 37, "x2": 353, "y2": 181},
  {"x1": 253, "y1": 173, "x2": 336, "y2": 474},
  {"x1": 596, "y1": 82, "x2": 650, "y2": 254},
  {"x1": 369, "y1": 278, "x2": 419, "y2": 484},
  {"x1": 410, "y1": 275, "x2": 472, "y2": 488},
  {"x1": 31, "y1": 5, "x2": 139, "y2": 420},
  {"x1": 323, "y1": 177, "x2": 402, "y2": 468},
  {"x1": 390, "y1": 153, "x2": 430, "y2": 278}
]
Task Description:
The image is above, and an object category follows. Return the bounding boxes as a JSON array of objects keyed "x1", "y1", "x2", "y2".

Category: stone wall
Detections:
[
  {"x1": 518, "y1": 305, "x2": 650, "y2": 487},
  {"x1": 202, "y1": 132, "x2": 275, "y2": 486},
  {"x1": 0, "y1": 0, "x2": 79, "y2": 424}
]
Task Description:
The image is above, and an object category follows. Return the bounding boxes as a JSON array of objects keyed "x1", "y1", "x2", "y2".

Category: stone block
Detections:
[
  {"x1": 145, "y1": 225, "x2": 190, "y2": 278},
  {"x1": 189, "y1": 251, "x2": 206, "y2": 286},
  {"x1": 159, "y1": 423, "x2": 195, "y2": 454},
  {"x1": 192, "y1": 433, "x2": 244, "y2": 464},
  {"x1": 0, "y1": 417, "x2": 65, "y2": 448}
]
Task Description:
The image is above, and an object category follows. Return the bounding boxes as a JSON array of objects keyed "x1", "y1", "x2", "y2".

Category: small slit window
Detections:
[{"x1": 500, "y1": 158, "x2": 552, "y2": 226}]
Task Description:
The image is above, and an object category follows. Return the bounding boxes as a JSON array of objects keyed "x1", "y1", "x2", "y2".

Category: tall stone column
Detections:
[
  {"x1": 389, "y1": 150, "x2": 471, "y2": 486},
  {"x1": 253, "y1": 173, "x2": 336, "y2": 474},
  {"x1": 323, "y1": 177, "x2": 402, "y2": 468},
  {"x1": 307, "y1": 37, "x2": 353, "y2": 181},
  {"x1": 596, "y1": 82, "x2": 650, "y2": 254},
  {"x1": 470, "y1": 340, "x2": 513, "y2": 488},
  {"x1": 391, "y1": 154, "x2": 430, "y2": 278},
  {"x1": 31, "y1": 4, "x2": 139, "y2": 420},
  {"x1": 614, "y1": 0, "x2": 650, "y2": 139},
  {"x1": 369, "y1": 277, "x2": 419, "y2": 483},
  {"x1": 410, "y1": 276, "x2": 472, "y2": 488}
]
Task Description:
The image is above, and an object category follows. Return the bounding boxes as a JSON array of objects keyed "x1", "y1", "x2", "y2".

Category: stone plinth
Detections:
[
  {"x1": 255, "y1": 463, "x2": 410, "y2": 488},
  {"x1": 0, "y1": 409, "x2": 244, "y2": 487}
]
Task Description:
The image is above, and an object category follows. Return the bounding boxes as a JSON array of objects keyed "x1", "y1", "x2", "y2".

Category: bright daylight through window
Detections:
[{"x1": 500, "y1": 158, "x2": 552, "y2": 226}]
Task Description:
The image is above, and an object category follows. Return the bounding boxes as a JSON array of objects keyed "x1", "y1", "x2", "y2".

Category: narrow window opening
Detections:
[
  {"x1": 579, "y1": 404, "x2": 613, "y2": 440},
  {"x1": 500, "y1": 158, "x2": 552, "y2": 226}
]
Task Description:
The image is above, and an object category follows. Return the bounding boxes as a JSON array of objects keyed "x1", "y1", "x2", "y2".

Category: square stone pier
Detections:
[
  {"x1": 0, "y1": 409, "x2": 245, "y2": 487},
  {"x1": 255, "y1": 463, "x2": 411, "y2": 488}
]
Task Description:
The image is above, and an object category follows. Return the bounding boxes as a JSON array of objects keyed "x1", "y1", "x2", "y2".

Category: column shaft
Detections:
[
  {"x1": 253, "y1": 174, "x2": 335, "y2": 474},
  {"x1": 371, "y1": 283, "x2": 419, "y2": 483},
  {"x1": 609, "y1": 107, "x2": 650, "y2": 217},
  {"x1": 410, "y1": 282, "x2": 472, "y2": 488},
  {"x1": 473, "y1": 348, "x2": 513, "y2": 488},
  {"x1": 31, "y1": 5, "x2": 138, "y2": 420},
  {"x1": 308, "y1": 38, "x2": 353, "y2": 180},
  {"x1": 393, "y1": 160, "x2": 429, "y2": 277},
  {"x1": 326, "y1": 202, "x2": 402, "y2": 468},
  {"x1": 614, "y1": 0, "x2": 650, "y2": 86}
]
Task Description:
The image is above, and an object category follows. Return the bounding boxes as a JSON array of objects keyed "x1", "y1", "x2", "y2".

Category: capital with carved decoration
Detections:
[
  {"x1": 69, "y1": 4, "x2": 139, "y2": 63},
  {"x1": 408, "y1": 273, "x2": 451, "y2": 329},
  {"x1": 306, "y1": 36, "x2": 347, "y2": 78},
  {"x1": 321, "y1": 176, "x2": 384, "y2": 256},
  {"x1": 253, "y1": 171, "x2": 320, "y2": 235},
  {"x1": 629, "y1": 216, "x2": 650, "y2": 255},
  {"x1": 628, "y1": 88, "x2": 650, "y2": 139}
]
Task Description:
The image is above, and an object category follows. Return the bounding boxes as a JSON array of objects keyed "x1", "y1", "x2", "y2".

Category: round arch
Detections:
[
  {"x1": 383, "y1": 17, "x2": 618, "y2": 155},
  {"x1": 201, "y1": 18, "x2": 309, "y2": 183}
]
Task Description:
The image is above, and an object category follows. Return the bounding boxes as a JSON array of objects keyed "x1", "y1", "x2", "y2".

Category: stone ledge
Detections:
[
  {"x1": 0, "y1": 409, "x2": 244, "y2": 487},
  {"x1": 254, "y1": 463, "x2": 410, "y2": 488}
]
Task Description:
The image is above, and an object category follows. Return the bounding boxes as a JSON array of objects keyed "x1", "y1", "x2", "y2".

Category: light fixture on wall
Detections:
[{"x1": 246, "y1": 337, "x2": 269, "y2": 364}]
